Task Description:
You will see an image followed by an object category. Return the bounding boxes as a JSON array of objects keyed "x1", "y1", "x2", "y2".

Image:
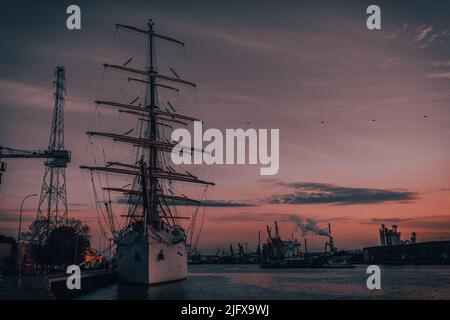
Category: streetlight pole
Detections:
[{"x1": 16, "y1": 193, "x2": 37, "y2": 290}]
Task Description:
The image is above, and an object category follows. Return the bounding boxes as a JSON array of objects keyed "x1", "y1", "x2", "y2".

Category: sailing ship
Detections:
[{"x1": 81, "y1": 20, "x2": 214, "y2": 285}]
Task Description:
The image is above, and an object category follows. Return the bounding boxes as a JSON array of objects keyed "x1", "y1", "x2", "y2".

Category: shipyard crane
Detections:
[
  {"x1": 274, "y1": 221, "x2": 280, "y2": 239},
  {"x1": 324, "y1": 223, "x2": 337, "y2": 255},
  {"x1": 1, "y1": 66, "x2": 71, "y2": 226}
]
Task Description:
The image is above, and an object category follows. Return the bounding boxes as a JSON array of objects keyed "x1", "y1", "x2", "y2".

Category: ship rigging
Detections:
[{"x1": 81, "y1": 19, "x2": 214, "y2": 284}]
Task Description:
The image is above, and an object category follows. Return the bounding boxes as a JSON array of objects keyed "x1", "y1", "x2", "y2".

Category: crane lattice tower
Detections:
[{"x1": 36, "y1": 66, "x2": 69, "y2": 226}]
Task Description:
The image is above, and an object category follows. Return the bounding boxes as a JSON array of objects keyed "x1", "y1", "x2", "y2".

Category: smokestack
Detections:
[
  {"x1": 379, "y1": 224, "x2": 386, "y2": 246},
  {"x1": 328, "y1": 223, "x2": 331, "y2": 235}
]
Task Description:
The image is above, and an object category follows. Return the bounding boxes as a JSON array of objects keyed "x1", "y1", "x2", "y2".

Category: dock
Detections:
[
  {"x1": 48, "y1": 269, "x2": 117, "y2": 299},
  {"x1": 0, "y1": 269, "x2": 117, "y2": 300}
]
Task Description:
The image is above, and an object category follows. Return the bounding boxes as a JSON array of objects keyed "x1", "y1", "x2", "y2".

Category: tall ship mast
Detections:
[{"x1": 81, "y1": 20, "x2": 214, "y2": 285}]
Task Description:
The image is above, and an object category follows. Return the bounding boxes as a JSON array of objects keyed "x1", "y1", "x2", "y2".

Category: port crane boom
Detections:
[{"x1": 0, "y1": 146, "x2": 71, "y2": 184}]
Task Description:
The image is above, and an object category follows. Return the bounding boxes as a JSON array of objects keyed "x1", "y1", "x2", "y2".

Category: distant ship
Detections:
[{"x1": 81, "y1": 20, "x2": 214, "y2": 285}]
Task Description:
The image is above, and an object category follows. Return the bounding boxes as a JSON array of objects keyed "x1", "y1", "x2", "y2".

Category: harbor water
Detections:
[{"x1": 79, "y1": 264, "x2": 450, "y2": 300}]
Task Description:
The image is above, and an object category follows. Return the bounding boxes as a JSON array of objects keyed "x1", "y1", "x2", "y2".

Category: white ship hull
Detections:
[{"x1": 116, "y1": 227, "x2": 187, "y2": 285}]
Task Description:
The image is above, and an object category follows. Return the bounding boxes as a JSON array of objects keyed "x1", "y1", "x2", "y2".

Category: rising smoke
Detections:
[{"x1": 288, "y1": 215, "x2": 330, "y2": 238}]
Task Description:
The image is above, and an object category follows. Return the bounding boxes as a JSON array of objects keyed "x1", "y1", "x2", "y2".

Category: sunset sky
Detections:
[{"x1": 0, "y1": 0, "x2": 449, "y2": 253}]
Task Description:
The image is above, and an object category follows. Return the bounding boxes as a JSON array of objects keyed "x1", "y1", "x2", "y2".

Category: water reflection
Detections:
[
  {"x1": 116, "y1": 280, "x2": 189, "y2": 300},
  {"x1": 80, "y1": 265, "x2": 450, "y2": 300}
]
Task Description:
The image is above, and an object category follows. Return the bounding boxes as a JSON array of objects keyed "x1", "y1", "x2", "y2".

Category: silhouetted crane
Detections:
[{"x1": 0, "y1": 66, "x2": 71, "y2": 226}]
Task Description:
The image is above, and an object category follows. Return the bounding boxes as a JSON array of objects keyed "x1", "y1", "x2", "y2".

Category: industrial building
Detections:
[
  {"x1": 364, "y1": 225, "x2": 450, "y2": 265},
  {"x1": 379, "y1": 224, "x2": 417, "y2": 246}
]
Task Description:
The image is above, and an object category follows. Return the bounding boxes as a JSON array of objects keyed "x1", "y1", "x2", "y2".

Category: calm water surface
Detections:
[{"x1": 80, "y1": 264, "x2": 450, "y2": 300}]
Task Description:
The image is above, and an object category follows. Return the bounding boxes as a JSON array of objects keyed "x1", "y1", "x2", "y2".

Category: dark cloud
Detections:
[
  {"x1": 316, "y1": 216, "x2": 352, "y2": 223},
  {"x1": 176, "y1": 200, "x2": 255, "y2": 207},
  {"x1": 266, "y1": 182, "x2": 417, "y2": 205},
  {"x1": 258, "y1": 178, "x2": 283, "y2": 184},
  {"x1": 0, "y1": 207, "x2": 96, "y2": 223},
  {"x1": 362, "y1": 217, "x2": 415, "y2": 224},
  {"x1": 211, "y1": 212, "x2": 350, "y2": 223},
  {"x1": 211, "y1": 212, "x2": 283, "y2": 222},
  {"x1": 0, "y1": 210, "x2": 36, "y2": 222},
  {"x1": 362, "y1": 215, "x2": 450, "y2": 231},
  {"x1": 114, "y1": 180, "x2": 418, "y2": 209},
  {"x1": 115, "y1": 197, "x2": 254, "y2": 207}
]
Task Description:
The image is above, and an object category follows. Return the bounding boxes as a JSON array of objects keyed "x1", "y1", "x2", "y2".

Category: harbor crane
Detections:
[
  {"x1": 0, "y1": 146, "x2": 70, "y2": 185},
  {"x1": 1, "y1": 66, "x2": 71, "y2": 225}
]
